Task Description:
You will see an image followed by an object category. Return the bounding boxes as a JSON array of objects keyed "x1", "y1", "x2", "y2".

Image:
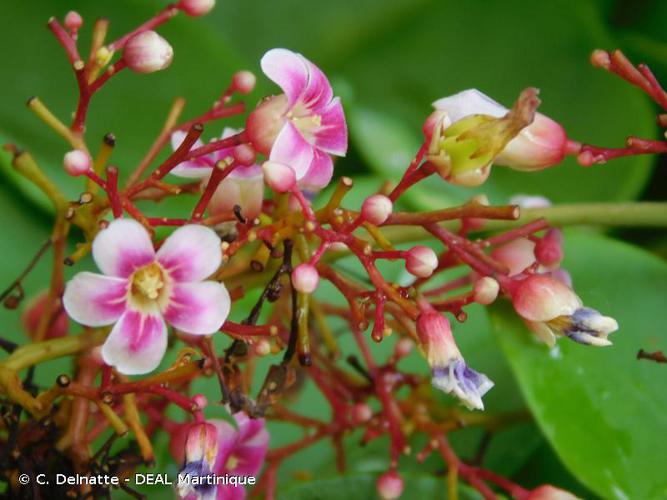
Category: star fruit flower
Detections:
[
  {"x1": 246, "y1": 48, "x2": 348, "y2": 191},
  {"x1": 63, "y1": 219, "x2": 230, "y2": 375}
]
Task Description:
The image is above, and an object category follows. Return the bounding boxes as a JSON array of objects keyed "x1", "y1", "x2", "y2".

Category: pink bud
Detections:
[
  {"x1": 262, "y1": 161, "x2": 296, "y2": 193},
  {"x1": 526, "y1": 484, "x2": 580, "y2": 500},
  {"x1": 395, "y1": 337, "x2": 414, "y2": 358},
  {"x1": 232, "y1": 144, "x2": 257, "y2": 165},
  {"x1": 192, "y1": 394, "x2": 208, "y2": 410},
  {"x1": 246, "y1": 95, "x2": 290, "y2": 154},
  {"x1": 351, "y1": 403, "x2": 373, "y2": 424},
  {"x1": 377, "y1": 471, "x2": 404, "y2": 500},
  {"x1": 64, "y1": 11, "x2": 83, "y2": 31},
  {"x1": 233, "y1": 70, "x2": 256, "y2": 95},
  {"x1": 590, "y1": 50, "x2": 611, "y2": 69},
  {"x1": 178, "y1": 0, "x2": 216, "y2": 16},
  {"x1": 124, "y1": 31, "x2": 173, "y2": 74},
  {"x1": 253, "y1": 338, "x2": 271, "y2": 357},
  {"x1": 535, "y1": 228, "x2": 564, "y2": 268},
  {"x1": 63, "y1": 149, "x2": 91, "y2": 176},
  {"x1": 512, "y1": 274, "x2": 581, "y2": 323},
  {"x1": 416, "y1": 310, "x2": 460, "y2": 368},
  {"x1": 361, "y1": 194, "x2": 393, "y2": 225},
  {"x1": 292, "y1": 263, "x2": 319, "y2": 293},
  {"x1": 473, "y1": 277, "x2": 500, "y2": 305},
  {"x1": 21, "y1": 292, "x2": 68, "y2": 340},
  {"x1": 405, "y1": 246, "x2": 438, "y2": 278},
  {"x1": 491, "y1": 238, "x2": 536, "y2": 276}
]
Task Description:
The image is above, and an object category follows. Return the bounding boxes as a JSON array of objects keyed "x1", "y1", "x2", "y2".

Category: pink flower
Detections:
[
  {"x1": 173, "y1": 413, "x2": 269, "y2": 500},
  {"x1": 246, "y1": 48, "x2": 347, "y2": 191},
  {"x1": 63, "y1": 219, "x2": 230, "y2": 375},
  {"x1": 170, "y1": 128, "x2": 264, "y2": 220}
]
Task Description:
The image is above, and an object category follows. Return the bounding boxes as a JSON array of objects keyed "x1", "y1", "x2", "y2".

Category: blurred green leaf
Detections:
[{"x1": 491, "y1": 232, "x2": 667, "y2": 500}]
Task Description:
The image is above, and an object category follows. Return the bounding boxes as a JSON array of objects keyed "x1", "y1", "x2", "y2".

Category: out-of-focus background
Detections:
[{"x1": 1, "y1": 1, "x2": 667, "y2": 498}]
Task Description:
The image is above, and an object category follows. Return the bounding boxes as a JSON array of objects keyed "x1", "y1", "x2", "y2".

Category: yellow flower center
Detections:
[
  {"x1": 131, "y1": 262, "x2": 165, "y2": 302},
  {"x1": 225, "y1": 454, "x2": 239, "y2": 470}
]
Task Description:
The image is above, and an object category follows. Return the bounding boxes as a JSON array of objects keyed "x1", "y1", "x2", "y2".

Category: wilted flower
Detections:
[
  {"x1": 416, "y1": 309, "x2": 493, "y2": 410},
  {"x1": 432, "y1": 88, "x2": 567, "y2": 173},
  {"x1": 171, "y1": 128, "x2": 264, "y2": 220},
  {"x1": 172, "y1": 413, "x2": 269, "y2": 500},
  {"x1": 63, "y1": 219, "x2": 230, "y2": 374},
  {"x1": 511, "y1": 274, "x2": 618, "y2": 347},
  {"x1": 246, "y1": 48, "x2": 347, "y2": 191}
]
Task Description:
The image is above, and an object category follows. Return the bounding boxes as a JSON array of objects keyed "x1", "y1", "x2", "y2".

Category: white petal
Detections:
[
  {"x1": 92, "y1": 218, "x2": 155, "y2": 278},
  {"x1": 63, "y1": 272, "x2": 128, "y2": 327},
  {"x1": 156, "y1": 225, "x2": 222, "y2": 282},
  {"x1": 433, "y1": 88, "x2": 507, "y2": 123},
  {"x1": 164, "y1": 281, "x2": 231, "y2": 335}
]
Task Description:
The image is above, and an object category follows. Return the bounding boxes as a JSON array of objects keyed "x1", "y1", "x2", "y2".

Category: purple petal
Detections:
[
  {"x1": 156, "y1": 225, "x2": 222, "y2": 282},
  {"x1": 314, "y1": 97, "x2": 347, "y2": 156},
  {"x1": 101, "y1": 310, "x2": 167, "y2": 375},
  {"x1": 298, "y1": 149, "x2": 333, "y2": 191},
  {"x1": 92, "y1": 219, "x2": 156, "y2": 278},
  {"x1": 261, "y1": 49, "x2": 309, "y2": 107},
  {"x1": 269, "y1": 122, "x2": 314, "y2": 180},
  {"x1": 63, "y1": 272, "x2": 128, "y2": 327},
  {"x1": 164, "y1": 281, "x2": 231, "y2": 335},
  {"x1": 211, "y1": 419, "x2": 239, "y2": 472}
]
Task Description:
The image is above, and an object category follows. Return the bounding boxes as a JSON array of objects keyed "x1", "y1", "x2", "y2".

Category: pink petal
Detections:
[
  {"x1": 300, "y1": 57, "x2": 334, "y2": 111},
  {"x1": 314, "y1": 97, "x2": 347, "y2": 156},
  {"x1": 211, "y1": 419, "x2": 239, "y2": 472},
  {"x1": 209, "y1": 174, "x2": 265, "y2": 220},
  {"x1": 63, "y1": 272, "x2": 128, "y2": 326},
  {"x1": 231, "y1": 413, "x2": 269, "y2": 477},
  {"x1": 269, "y1": 122, "x2": 314, "y2": 180},
  {"x1": 92, "y1": 219, "x2": 156, "y2": 278},
  {"x1": 298, "y1": 149, "x2": 333, "y2": 191},
  {"x1": 101, "y1": 310, "x2": 167, "y2": 375},
  {"x1": 170, "y1": 131, "x2": 214, "y2": 179},
  {"x1": 156, "y1": 225, "x2": 222, "y2": 282},
  {"x1": 164, "y1": 281, "x2": 231, "y2": 335},
  {"x1": 261, "y1": 48, "x2": 309, "y2": 107}
]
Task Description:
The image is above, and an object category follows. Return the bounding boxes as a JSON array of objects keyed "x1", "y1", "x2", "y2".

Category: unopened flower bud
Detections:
[
  {"x1": 535, "y1": 228, "x2": 563, "y2": 268},
  {"x1": 361, "y1": 194, "x2": 393, "y2": 225},
  {"x1": 233, "y1": 70, "x2": 256, "y2": 95},
  {"x1": 64, "y1": 11, "x2": 83, "y2": 31},
  {"x1": 491, "y1": 238, "x2": 536, "y2": 276},
  {"x1": 405, "y1": 246, "x2": 438, "y2": 278},
  {"x1": 192, "y1": 394, "x2": 208, "y2": 410},
  {"x1": 63, "y1": 149, "x2": 91, "y2": 176},
  {"x1": 473, "y1": 277, "x2": 499, "y2": 305},
  {"x1": 124, "y1": 31, "x2": 173, "y2": 74},
  {"x1": 590, "y1": 49, "x2": 611, "y2": 69},
  {"x1": 21, "y1": 292, "x2": 68, "y2": 340},
  {"x1": 246, "y1": 95, "x2": 290, "y2": 154},
  {"x1": 377, "y1": 471, "x2": 404, "y2": 500},
  {"x1": 395, "y1": 337, "x2": 414, "y2": 358},
  {"x1": 178, "y1": 0, "x2": 216, "y2": 16},
  {"x1": 422, "y1": 109, "x2": 448, "y2": 140},
  {"x1": 254, "y1": 338, "x2": 271, "y2": 357},
  {"x1": 232, "y1": 144, "x2": 257, "y2": 166},
  {"x1": 527, "y1": 484, "x2": 581, "y2": 500},
  {"x1": 351, "y1": 403, "x2": 373, "y2": 424},
  {"x1": 292, "y1": 263, "x2": 319, "y2": 293},
  {"x1": 262, "y1": 160, "x2": 296, "y2": 193}
]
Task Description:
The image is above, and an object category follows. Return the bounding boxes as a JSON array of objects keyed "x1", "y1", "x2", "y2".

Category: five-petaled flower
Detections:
[
  {"x1": 63, "y1": 219, "x2": 230, "y2": 374},
  {"x1": 172, "y1": 412, "x2": 269, "y2": 500},
  {"x1": 416, "y1": 307, "x2": 494, "y2": 410},
  {"x1": 246, "y1": 48, "x2": 348, "y2": 191},
  {"x1": 171, "y1": 128, "x2": 264, "y2": 220}
]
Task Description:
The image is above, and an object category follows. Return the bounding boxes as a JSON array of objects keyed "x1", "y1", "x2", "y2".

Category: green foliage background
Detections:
[{"x1": 1, "y1": 0, "x2": 666, "y2": 498}]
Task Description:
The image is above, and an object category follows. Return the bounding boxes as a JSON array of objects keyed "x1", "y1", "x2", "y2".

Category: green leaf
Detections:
[
  {"x1": 491, "y1": 232, "x2": 667, "y2": 500},
  {"x1": 279, "y1": 472, "x2": 482, "y2": 500}
]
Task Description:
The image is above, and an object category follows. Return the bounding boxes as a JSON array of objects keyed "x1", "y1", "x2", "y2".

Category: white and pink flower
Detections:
[
  {"x1": 246, "y1": 48, "x2": 348, "y2": 191},
  {"x1": 63, "y1": 219, "x2": 230, "y2": 375},
  {"x1": 172, "y1": 412, "x2": 269, "y2": 500},
  {"x1": 170, "y1": 128, "x2": 265, "y2": 220}
]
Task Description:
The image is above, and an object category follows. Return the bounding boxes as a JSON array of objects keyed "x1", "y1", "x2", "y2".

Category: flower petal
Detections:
[
  {"x1": 300, "y1": 56, "x2": 334, "y2": 111},
  {"x1": 269, "y1": 122, "x2": 314, "y2": 180},
  {"x1": 261, "y1": 48, "x2": 309, "y2": 107},
  {"x1": 101, "y1": 310, "x2": 167, "y2": 375},
  {"x1": 63, "y1": 272, "x2": 128, "y2": 326},
  {"x1": 170, "y1": 131, "x2": 212, "y2": 179},
  {"x1": 231, "y1": 412, "x2": 269, "y2": 476},
  {"x1": 314, "y1": 97, "x2": 347, "y2": 156},
  {"x1": 92, "y1": 218, "x2": 155, "y2": 278},
  {"x1": 156, "y1": 225, "x2": 222, "y2": 282},
  {"x1": 432, "y1": 88, "x2": 507, "y2": 123},
  {"x1": 298, "y1": 149, "x2": 333, "y2": 191},
  {"x1": 164, "y1": 281, "x2": 231, "y2": 335}
]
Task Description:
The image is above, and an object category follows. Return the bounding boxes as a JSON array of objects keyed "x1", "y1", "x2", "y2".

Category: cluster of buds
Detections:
[{"x1": 5, "y1": 3, "x2": 654, "y2": 500}]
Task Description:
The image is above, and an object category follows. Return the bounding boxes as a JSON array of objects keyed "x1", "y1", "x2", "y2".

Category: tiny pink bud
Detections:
[
  {"x1": 473, "y1": 277, "x2": 500, "y2": 305},
  {"x1": 253, "y1": 338, "x2": 271, "y2": 357},
  {"x1": 262, "y1": 161, "x2": 296, "y2": 193},
  {"x1": 64, "y1": 11, "x2": 83, "y2": 31},
  {"x1": 233, "y1": 70, "x2": 256, "y2": 95},
  {"x1": 351, "y1": 403, "x2": 373, "y2": 424},
  {"x1": 232, "y1": 144, "x2": 257, "y2": 165},
  {"x1": 292, "y1": 263, "x2": 319, "y2": 293},
  {"x1": 377, "y1": 471, "x2": 404, "y2": 500},
  {"x1": 527, "y1": 484, "x2": 580, "y2": 500},
  {"x1": 21, "y1": 292, "x2": 68, "y2": 340},
  {"x1": 405, "y1": 245, "x2": 438, "y2": 278},
  {"x1": 361, "y1": 194, "x2": 393, "y2": 225},
  {"x1": 395, "y1": 337, "x2": 414, "y2": 358},
  {"x1": 590, "y1": 49, "x2": 611, "y2": 69},
  {"x1": 63, "y1": 149, "x2": 91, "y2": 176},
  {"x1": 535, "y1": 228, "x2": 563, "y2": 268},
  {"x1": 178, "y1": 0, "x2": 215, "y2": 16},
  {"x1": 491, "y1": 238, "x2": 536, "y2": 276},
  {"x1": 124, "y1": 31, "x2": 173, "y2": 74},
  {"x1": 192, "y1": 394, "x2": 208, "y2": 410}
]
